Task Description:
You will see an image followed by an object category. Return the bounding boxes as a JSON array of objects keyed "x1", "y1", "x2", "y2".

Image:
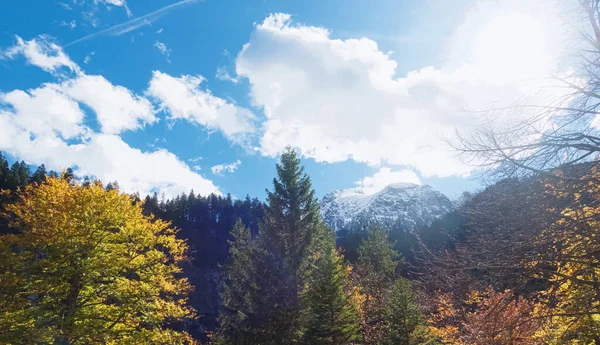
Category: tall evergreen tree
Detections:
[
  {"x1": 6, "y1": 161, "x2": 28, "y2": 191},
  {"x1": 256, "y1": 147, "x2": 324, "y2": 342},
  {"x1": 217, "y1": 148, "x2": 325, "y2": 344},
  {"x1": 30, "y1": 164, "x2": 47, "y2": 185},
  {"x1": 216, "y1": 220, "x2": 257, "y2": 345},
  {"x1": 0, "y1": 153, "x2": 9, "y2": 189},
  {"x1": 383, "y1": 278, "x2": 435, "y2": 345},
  {"x1": 63, "y1": 167, "x2": 74, "y2": 182},
  {"x1": 356, "y1": 227, "x2": 402, "y2": 344},
  {"x1": 301, "y1": 230, "x2": 360, "y2": 345},
  {"x1": 263, "y1": 147, "x2": 322, "y2": 275}
]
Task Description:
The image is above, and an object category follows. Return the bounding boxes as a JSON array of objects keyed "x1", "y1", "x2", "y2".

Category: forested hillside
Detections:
[{"x1": 2, "y1": 146, "x2": 600, "y2": 344}]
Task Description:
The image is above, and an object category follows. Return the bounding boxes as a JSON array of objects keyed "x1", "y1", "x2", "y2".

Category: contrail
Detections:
[{"x1": 65, "y1": 0, "x2": 198, "y2": 47}]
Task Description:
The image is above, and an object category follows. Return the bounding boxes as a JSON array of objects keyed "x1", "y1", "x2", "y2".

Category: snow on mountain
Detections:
[{"x1": 321, "y1": 182, "x2": 454, "y2": 232}]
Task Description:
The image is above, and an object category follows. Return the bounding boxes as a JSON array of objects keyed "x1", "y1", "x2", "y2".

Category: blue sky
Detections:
[{"x1": 0, "y1": 0, "x2": 569, "y2": 200}]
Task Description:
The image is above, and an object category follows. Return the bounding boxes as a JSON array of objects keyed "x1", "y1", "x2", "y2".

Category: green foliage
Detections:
[
  {"x1": 384, "y1": 278, "x2": 435, "y2": 345},
  {"x1": 356, "y1": 226, "x2": 403, "y2": 344},
  {"x1": 216, "y1": 220, "x2": 259, "y2": 345},
  {"x1": 357, "y1": 226, "x2": 401, "y2": 291},
  {"x1": 30, "y1": 164, "x2": 47, "y2": 185},
  {"x1": 217, "y1": 148, "x2": 327, "y2": 344},
  {"x1": 301, "y1": 230, "x2": 360, "y2": 345}
]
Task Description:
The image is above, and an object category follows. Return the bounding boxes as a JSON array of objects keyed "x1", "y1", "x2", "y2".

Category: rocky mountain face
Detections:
[{"x1": 321, "y1": 183, "x2": 454, "y2": 232}]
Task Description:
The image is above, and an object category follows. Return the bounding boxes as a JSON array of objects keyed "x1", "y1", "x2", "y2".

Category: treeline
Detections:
[
  {"x1": 0, "y1": 150, "x2": 434, "y2": 344},
  {"x1": 140, "y1": 189, "x2": 264, "y2": 339},
  {"x1": 0, "y1": 152, "x2": 265, "y2": 341},
  {"x1": 3, "y1": 145, "x2": 600, "y2": 344}
]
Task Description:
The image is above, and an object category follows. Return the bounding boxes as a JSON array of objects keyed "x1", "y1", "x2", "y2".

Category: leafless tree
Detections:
[{"x1": 455, "y1": 0, "x2": 600, "y2": 182}]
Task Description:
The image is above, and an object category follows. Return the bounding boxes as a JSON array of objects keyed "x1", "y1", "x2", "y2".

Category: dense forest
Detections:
[{"x1": 1, "y1": 146, "x2": 600, "y2": 344}]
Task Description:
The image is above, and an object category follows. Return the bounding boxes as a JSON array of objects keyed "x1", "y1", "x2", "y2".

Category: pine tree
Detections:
[
  {"x1": 263, "y1": 147, "x2": 322, "y2": 275},
  {"x1": 6, "y1": 161, "x2": 28, "y2": 191},
  {"x1": 257, "y1": 147, "x2": 324, "y2": 341},
  {"x1": 217, "y1": 148, "x2": 324, "y2": 344},
  {"x1": 216, "y1": 220, "x2": 258, "y2": 345},
  {"x1": 63, "y1": 167, "x2": 74, "y2": 182},
  {"x1": 384, "y1": 278, "x2": 433, "y2": 345},
  {"x1": 30, "y1": 164, "x2": 47, "y2": 185},
  {"x1": 0, "y1": 153, "x2": 9, "y2": 189},
  {"x1": 356, "y1": 226, "x2": 402, "y2": 344},
  {"x1": 301, "y1": 230, "x2": 360, "y2": 345}
]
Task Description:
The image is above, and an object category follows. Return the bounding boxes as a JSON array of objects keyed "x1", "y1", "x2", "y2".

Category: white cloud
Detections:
[
  {"x1": 156, "y1": 28, "x2": 164, "y2": 34},
  {"x1": 193, "y1": 165, "x2": 201, "y2": 171},
  {"x1": 1, "y1": 36, "x2": 155, "y2": 134},
  {"x1": 60, "y1": 75, "x2": 157, "y2": 134},
  {"x1": 0, "y1": 117, "x2": 220, "y2": 197},
  {"x1": 216, "y1": 65, "x2": 239, "y2": 83},
  {"x1": 0, "y1": 86, "x2": 89, "y2": 140},
  {"x1": 60, "y1": 20, "x2": 77, "y2": 29},
  {"x1": 83, "y1": 52, "x2": 95, "y2": 64},
  {"x1": 188, "y1": 156, "x2": 203, "y2": 162},
  {"x1": 0, "y1": 95, "x2": 218, "y2": 197},
  {"x1": 0, "y1": 36, "x2": 219, "y2": 198},
  {"x1": 236, "y1": 2, "x2": 569, "y2": 178},
  {"x1": 211, "y1": 159, "x2": 241, "y2": 175},
  {"x1": 95, "y1": 0, "x2": 132, "y2": 17},
  {"x1": 1, "y1": 35, "x2": 81, "y2": 75},
  {"x1": 147, "y1": 71, "x2": 255, "y2": 141},
  {"x1": 58, "y1": 2, "x2": 73, "y2": 10},
  {"x1": 154, "y1": 41, "x2": 171, "y2": 62},
  {"x1": 354, "y1": 168, "x2": 421, "y2": 195}
]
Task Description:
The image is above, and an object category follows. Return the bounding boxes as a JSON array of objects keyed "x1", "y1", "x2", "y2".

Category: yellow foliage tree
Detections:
[
  {"x1": 0, "y1": 177, "x2": 194, "y2": 344},
  {"x1": 530, "y1": 170, "x2": 600, "y2": 344}
]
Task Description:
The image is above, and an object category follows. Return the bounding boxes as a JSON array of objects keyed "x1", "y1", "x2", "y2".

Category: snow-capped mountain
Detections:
[{"x1": 321, "y1": 183, "x2": 454, "y2": 232}]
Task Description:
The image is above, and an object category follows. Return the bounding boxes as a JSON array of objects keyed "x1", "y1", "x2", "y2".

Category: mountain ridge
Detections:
[{"x1": 321, "y1": 182, "x2": 454, "y2": 232}]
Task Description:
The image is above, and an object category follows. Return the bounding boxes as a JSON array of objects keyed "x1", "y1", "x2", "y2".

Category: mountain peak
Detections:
[{"x1": 321, "y1": 183, "x2": 453, "y2": 232}]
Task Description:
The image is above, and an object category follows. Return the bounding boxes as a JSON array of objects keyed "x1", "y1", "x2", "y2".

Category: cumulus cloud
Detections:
[
  {"x1": 211, "y1": 159, "x2": 241, "y2": 175},
  {"x1": 354, "y1": 168, "x2": 421, "y2": 195},
  {"x1": 0, "y1": 116, "x2": 219, "y2": 197},
  {"x1": 148, "y1": 71, "x2": 255, "y2": 141},
  {"x1": 1, "y1": 35, "x2": 81, "y2": 75},
  {"x1": 60, "y1": 75, "x2": 157, "y2": 134},
  {"x1": 0, "y1": 35, "x2": 219, "y2": 198},
  {"x1": 0, "y1": 86, "x2": 88, "y2": 140},
  {"x1": 236, "y1": 1, "x2": 568, "y2": 178}
]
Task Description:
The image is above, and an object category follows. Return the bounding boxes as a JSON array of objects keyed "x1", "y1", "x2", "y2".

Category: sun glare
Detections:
[{"x1": 472, "y1": 13, "x2": 550, "y2": 83}]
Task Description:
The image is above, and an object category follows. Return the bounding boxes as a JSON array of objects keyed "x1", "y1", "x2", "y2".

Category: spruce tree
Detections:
[
  {"x1": 30, "y1": 164, "x2": 47, "y2": 185},
  {"x1": 384, "y1": 278, "x2": 435, "y2": 345},
  {"x1": 217, "y1": 220, "x2": 257, "y2": 345},
  {"x1": 263, "y1": 147, "x2": 322, "y2": 274},
  {"x1": 257, "y1": 147, "x2": 323, "y2": 342},
  {"x1": 217, "y1": 148, "x2": 324, "y2": 344},
  {"x1": 6, "y1": 161, "x2": 28, "y2": 191},
  {"x1": 301, "y1": 230, "x2": 360, "y2": 345},
  {"x1": 0, "y1": 153, "x2": 9, "y2": 189},
  {"x1": 356, "y1": 226, "x2": 402, "y2": 344}
]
